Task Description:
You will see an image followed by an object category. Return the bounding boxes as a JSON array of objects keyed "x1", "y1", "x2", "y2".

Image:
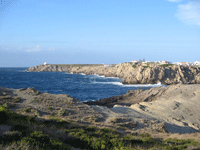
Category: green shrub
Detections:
[
  {"x1": 34, "y1": 99, "x2": 39, "y2": 102},
  {"x1": 143, "y1": 66, "x2": 149, "y2": 68},
  {"x1": 132, "y1": 65, "x2": 136, "y2": 68},
  {"x1": 47, "y1": 106, "x2": 52, "y2": 110},
  {"x1": 160, "y1": 64, "x2": 173, "y2": 67},
  {"x1": 58, "y1": 108, "x2": 68, "y2": 116},
  {"x1": 34, "y1": 110, "x2": 40, "y2": 116},
  {"x1": 22, "y1": 107, "x2": 32, "y2": 113},
  {"x1": 10, "y1": 124, "x2": 30, "y2": 136},
  {"x1": 0, "y1": 111, "x2": 9, "y2": 124},
  {"x1": 15, "y1": 97, "x2": 21, "y2": 102},
  {"x1": 50, "y1": 139, "x2": 72, "y2": 150},
  {"x1": 3, "y1": 92, "x2": 7, "y2": 96},
  {"x1": 10, "y1": 103, "x2": 15, "y2": 108},
  {"x1": 3, "y1": 103, "x2": 8, "y2": 108}
]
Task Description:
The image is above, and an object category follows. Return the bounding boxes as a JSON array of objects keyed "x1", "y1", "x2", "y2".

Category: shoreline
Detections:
[
  {"x1": 1, "y1": 84, "x2": 200, "y2": 135},
  {"x1": 2, "y1": 84, "x2": 200, "y2": 149},
  {"x1": 25, "y1": 63, "x2": 200, "y2": 85}
]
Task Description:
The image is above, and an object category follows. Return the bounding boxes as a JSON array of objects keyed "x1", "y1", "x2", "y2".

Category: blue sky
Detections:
[{"x1": 0, "y1": 0, "x2": 200, "y2": 67}]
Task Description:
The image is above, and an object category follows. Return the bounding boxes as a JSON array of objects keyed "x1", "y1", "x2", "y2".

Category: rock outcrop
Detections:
[
  {"x1": 26, "y1": 63, "x2": 200, "y2": 85},
  {"x1": 84, "y1": 86, "x2": 167, "y2": 107}
]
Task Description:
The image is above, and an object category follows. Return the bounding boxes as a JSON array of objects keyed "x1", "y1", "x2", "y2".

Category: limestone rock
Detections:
[{"x1": 26, "y1": 63, "x2": 200, "y2": 85}]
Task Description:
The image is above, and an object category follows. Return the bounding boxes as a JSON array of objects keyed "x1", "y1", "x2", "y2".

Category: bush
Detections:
[
  {"x1": 132, "y1": 65, "x2": 136, "y2": 68},
  {"x1": 10, "y1": 124, "x2": 30, "y2": 136},
  {"x1": 22, "y1": 107, "x2": 32, "y2": 113},
  {"x1": 15, "y1": 97, "x2": 21, "y2": 102},
  {"x1": 3, "y1": 103, "x2": 8, "y2": 108},
  {"x1": 143, "y1": 66, "x2": 149, "y2": 68},
  {"x1": 18, "y1": 131, "x2": 72, "y2": 150},
  {"x1": 160, "y1": 64, "x2": 173, "y2": 67},
  {"x1": 47, "y1": 106, "x2": 52, "y2": 110},
  {"x1": 0, "y1": 111, "x2": 9, "y2": 124},
  {"x1": 34, "y1": 99, "x2": 39, "y2": 102},
  {"x1": 58, "y1": 108, "x2": 68, "y2": 116}
]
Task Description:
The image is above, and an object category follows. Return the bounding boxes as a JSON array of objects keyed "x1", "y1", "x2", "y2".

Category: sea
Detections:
[{"x1": 0, "y1": 68, "x2": 165, "y2": 102}]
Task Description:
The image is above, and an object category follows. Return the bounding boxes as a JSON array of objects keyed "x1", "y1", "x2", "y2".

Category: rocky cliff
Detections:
[{"x1": 26, "y1": 63, "x2": 200, "y2": 85}]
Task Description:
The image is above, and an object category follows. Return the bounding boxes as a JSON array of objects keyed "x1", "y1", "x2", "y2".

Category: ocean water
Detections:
[{"x1": 0, "y1": 68, "x2": 164, "y2": 102}]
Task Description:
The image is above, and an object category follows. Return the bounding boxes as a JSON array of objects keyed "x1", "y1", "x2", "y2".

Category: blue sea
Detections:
[{"x1": 0, "y1": 68, "x2": 164, "y2": 102}]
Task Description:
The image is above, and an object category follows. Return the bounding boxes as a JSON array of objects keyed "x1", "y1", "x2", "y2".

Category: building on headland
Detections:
[
  {"x1": 173, "y1": 62, "x2": 182, "y2": 65},
  {"x1": 43, "y1": 62, "x2": 48, "y2": 65},
  {"x1": 156, "y1": 61, "x2": 172, "y2": 64},
  {"x1": 104, "y1": 64, "x2": 112, "y2": 67},
  {"x1": 129, "y1": 60, "x2": 200, "y2": 66},
  {"x1": 130, "y1": 60, "x2": 139, "y2": 63},
  {"x1": 193, "y1": 61, "x2": 200, "y2": 66},
  {"x1": 142, "y1": 61, "x2": 151, "y2": 64},
  {"x1": 115, "y1": 63, "x2": 121, "y2": 67},
  {"x1": 181, "y1": 62, "x2": 189, "y2": 66}
]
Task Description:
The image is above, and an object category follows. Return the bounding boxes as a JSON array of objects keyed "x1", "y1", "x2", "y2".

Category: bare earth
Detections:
[{"x1": 2, "y1": 84, "x2": 200, "y2": 141}]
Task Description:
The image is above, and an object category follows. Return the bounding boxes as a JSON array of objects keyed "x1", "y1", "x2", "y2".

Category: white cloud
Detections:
[
  {"x1": 48, "y1": 47, "x2": 56, "y2": 51},
  {"x1": 26, "y1": 45, "x2": 42, "y2": 52},
  {"x1": 0, "y1": 44, "x2": 56, "y2": 52},
  {"x1": 167, "y1": 0, "x2": 182, "y2": 2},
  {"x1": 175, "y1": 1, "x2": 200, "y2": 27}
]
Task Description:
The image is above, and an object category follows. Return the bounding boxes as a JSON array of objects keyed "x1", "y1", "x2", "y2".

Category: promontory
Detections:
[{"x1": 26, "y1": 62, "x2": 200, "y2": 85}]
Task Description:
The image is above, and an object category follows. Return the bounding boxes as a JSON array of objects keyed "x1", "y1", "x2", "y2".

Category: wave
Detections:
[
  {"x1": 121, "y1": 82, "x2": 163, "y2": 87},
  {"x1": 83, "y1": 99, "x2": 96, "y2": 102},
  {"x1": 92, "y1": 81, "x2": 164, "y2": 87},
  {"x1": 80, "y1": 73, "x2": 85, "y2": 75},
  {"x1": 92, "y1": 74, "x2": 120, "y2": 79}
]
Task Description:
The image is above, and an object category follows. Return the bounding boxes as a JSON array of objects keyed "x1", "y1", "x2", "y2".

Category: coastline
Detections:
[
  {"x1": 26, "y1": 63, "x2": 200, "y2": 85},
  {"x1": 1, "y1": 84, "x2": 200, "y2": 134},
  {"x1": 1, "y1": 84, "x2": 200, "y2": 149}
]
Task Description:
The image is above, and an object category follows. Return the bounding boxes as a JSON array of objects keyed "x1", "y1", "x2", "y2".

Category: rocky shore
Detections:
[
  {"x1": 1, "y1": 84, "x2": 200, "y2": 135},
  {"x1": 2, "y1": 84, "x2": 200, "y2": 149},
  {"x1": 26, "y1": 63, "x2": 200, "y2": 85}
]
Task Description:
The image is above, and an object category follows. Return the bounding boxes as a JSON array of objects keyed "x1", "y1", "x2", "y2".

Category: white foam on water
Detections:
[
  {"x1": 92, "y1": 81, "x2": 124, "y2": 86},
  {"x1": 92, "y1": 74, "x2": 120, "y2": 79},
  {"x1": 92, "y1": 81, "x2": 163, "y2": 87},
  {"x1": 80, "y1": 73, "x2": 86, "y2": 75},
  {"x1": 105, "y1": 76, "x2": 120, "y2": 79},
  {"x1": 83, "y1": 99, "x2": 96, "y2": 102}
]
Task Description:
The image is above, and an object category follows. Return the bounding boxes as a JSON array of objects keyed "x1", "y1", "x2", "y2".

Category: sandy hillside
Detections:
[
  {"x1": 2, "y1": 84, "x2": 200, "y2": 142},
  {"x1": 91, "y1": 84, "x2": 200, "y2": 134}
]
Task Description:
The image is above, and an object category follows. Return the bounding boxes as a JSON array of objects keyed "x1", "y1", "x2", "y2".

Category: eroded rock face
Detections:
[
  {"x1": 84, "y1": 86, "x2": 167, "y2": 107},
  {"x1": 26, "y1": 63, "x2": 200, "y2": 85}
]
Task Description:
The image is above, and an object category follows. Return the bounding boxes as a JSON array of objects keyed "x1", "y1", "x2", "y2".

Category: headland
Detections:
[{"x1": 26, "y1": 62, "x2": 200, "y2": 85}]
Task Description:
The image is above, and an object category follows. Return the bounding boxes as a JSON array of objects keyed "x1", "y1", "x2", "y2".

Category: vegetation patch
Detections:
[
  {"x1": 143, "y1": 66, "x2": 150, "y2": 68},
  {"x1": 2, "y1": 92, "x2": 7, "y2": 96},
  {"x1": 3, "y1": 131, "x2": 72, "y2": 150},
  {"x1": 22, "y1": 107, "x2": 32, "y2": 113},
  {"x1": 163, "y1": 138, "x2": 198, "y2": 150},
  {"x1": 14, "y1": 97, "x2": 21, "y2": 102},
  {"x1": 57, "y1": 108, "x2": 69, "y2": 116},
  {"x1": 132, "y1": 65, "x2": 137, "y2": 68},
  {"x1": 160, "y1": 64, "x2": 174, "y2": 67},
  {"x1": 34, "y1": 99, "x2": 39, "y2": 103},
  {"x1": 0, "y1": 104, "x2": 200, "y2": 150},
  {"x1": 47, "y1": 106, "x2": 52, "y2": 110}
]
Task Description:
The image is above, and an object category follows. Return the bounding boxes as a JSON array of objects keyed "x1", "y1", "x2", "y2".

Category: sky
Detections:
[{"x1": 0, "y1": 0, "x2": 200, "y2": 67}]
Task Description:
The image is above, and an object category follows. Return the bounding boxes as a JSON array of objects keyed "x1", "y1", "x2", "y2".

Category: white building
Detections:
[
  {"x1": 43, "y1": 62, "x2": 48, "y2": 65},
  {"x1": 131, "y1": 60, "x2": 138, "y2": 63},
  {"x1": 156, "y1": 61, "x2": 167, "y2": 64},
  {"x1": 194, "y1": 61, "x2": 200, "y2": 66},
  {"x1": 173, "y1": 62, "x2": 182, "y2": 65},
  {"x1": 104, "y1": 64, "x2": 112, "y2": 67}
]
